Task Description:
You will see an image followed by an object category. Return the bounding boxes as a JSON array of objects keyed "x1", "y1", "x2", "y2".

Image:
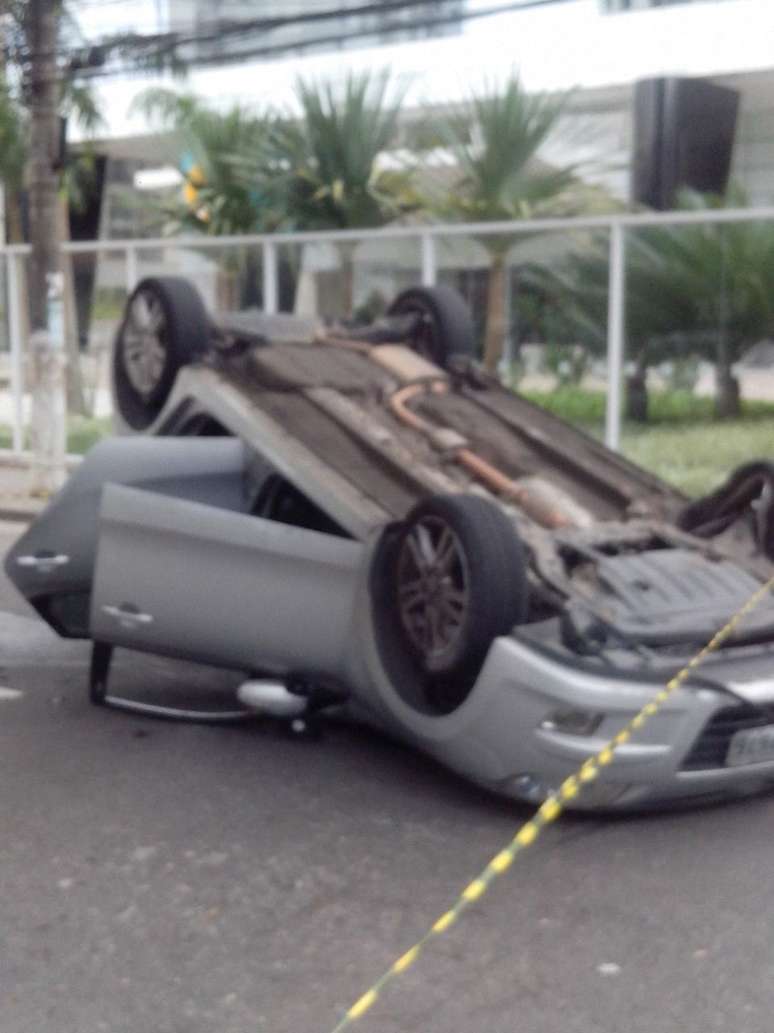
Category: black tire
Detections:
[
  {"x1": 89, "y1": 642, "x2": 113, "y2": 707},
  {"x1": 677, "y1": 460, "x2": 774, "y2": 560},
  {"x1": 389, "y1": 494, "x2": 528, "y2": 710},
  {"x1": 387, "y1": 285, "x2": 475, "y2": 369},
  {"x1": 113, "y1": 276, "x2": 210, "y2": 430}
]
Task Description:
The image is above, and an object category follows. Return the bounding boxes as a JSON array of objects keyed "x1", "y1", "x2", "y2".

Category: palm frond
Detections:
[
  {"x1": 0, "y1": 78, "x2": 26, "y2": 190},
  {"x1": 62, "y1": 80, "x2": 104, "y2": 134},
  {"x1": 435, "y1": 75, "x2": 576, "y2": 237},
  {"x1": 280, "y1": 69, "x2": 413, "y2": 231},
  {"x1": 128, "y1": 88, "x2": 282, "y2": 235},
  {"x1": 545, "y1": 185, "x2": 774, "y2": 370}
]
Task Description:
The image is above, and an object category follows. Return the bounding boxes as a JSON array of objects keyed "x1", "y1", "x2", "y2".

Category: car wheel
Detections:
[
  {"x1": 387, "y1": 285, "x2": 475, "y2": 369},
  {"x1": 113, "y1": 276, "x2": 210, "y2": 430},
  {"x1": 390, "y1": 494, "x2": 528, "y2": 710}
]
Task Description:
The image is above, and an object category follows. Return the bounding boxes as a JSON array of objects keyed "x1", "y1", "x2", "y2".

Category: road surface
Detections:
[{"x1": 0, "y1": 520, "x2": 772, "y2": 1033}]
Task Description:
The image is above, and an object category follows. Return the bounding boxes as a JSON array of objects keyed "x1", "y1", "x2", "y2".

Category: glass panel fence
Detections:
[
  {"x1": 7, "y1": 211, "x2": 774, "y2": 469},
  {"x1": 436, "y1": 227, "x2": 615, "y2": 435},
  {"x1": 620, "y1": 219, "x2": 774, "y2": 498}
]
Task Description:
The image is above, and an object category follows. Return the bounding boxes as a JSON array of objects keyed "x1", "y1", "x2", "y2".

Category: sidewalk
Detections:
[{"x1": 0, "y1": 456, "x2": 55, "y2": 522}]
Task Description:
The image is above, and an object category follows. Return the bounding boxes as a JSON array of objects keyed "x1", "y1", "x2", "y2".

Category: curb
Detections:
[
  {"x1": 0, "y1": 505, "x2": 41, "y2": 523},
  {"x1": 0, "y1": 455, "x2": 75, "y2": 522}
]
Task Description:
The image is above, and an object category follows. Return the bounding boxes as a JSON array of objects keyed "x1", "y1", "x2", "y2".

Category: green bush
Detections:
[
  {"x1": 623, "y1": 419, "x2": 774, "y2": 497},
  {"x1": 66, "y1": 416, "x2": 112, "y2": 454},
  {"x1": 522, "y1": 386, "x2": 774, "y2": 428},
  {"x1": 0, "y1": 416, "x2": 112, "y2": 456},
  {"x1": 521, "y1": 386, "x2": 774, "y2": 496}
]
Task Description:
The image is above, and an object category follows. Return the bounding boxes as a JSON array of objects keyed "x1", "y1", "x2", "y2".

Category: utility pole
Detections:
[{"x1": 25, "y1": 0, "x2": 67, "y2": 495}]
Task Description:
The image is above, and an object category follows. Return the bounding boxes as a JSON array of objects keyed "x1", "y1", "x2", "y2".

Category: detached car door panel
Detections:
[{"x1": 90, "y1": 483, "x2": 364, "y2": 677}]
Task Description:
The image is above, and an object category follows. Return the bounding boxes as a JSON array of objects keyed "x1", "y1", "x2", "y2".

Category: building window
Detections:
[
  {"x1": 174, "y1": 1, "x2": 466, "y2": 64},
  {"x1": 602, "y1": 0, "x2": 729, "y2": 10}
]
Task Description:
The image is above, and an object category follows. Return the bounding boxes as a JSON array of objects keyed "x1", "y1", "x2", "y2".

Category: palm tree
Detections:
[
  {"x1": 277, "y1": 70, "x2": 416, "y2": 312},
  {"x1": 529, "y1": 229, "x2": 699, "y2": 420},
  {"x1": 0, "y1": 71, "x2": 103, "y2": 413},
  {"x1": 132, "y1": 89, "x2": 283, "y2": 237},
  {"x1": 534, "y1": 187, "x2": 774, "y2": 420},
  {"x1": 0, "y1": 79, "x2": 27, "y2": 240},
  {"x1": 133, "y1": 89, "x2": 286, "y2": 308},
  {"x1": 633, "y1": 188, "x2": 774, "y2": 417},
  {"x1": 59, "y1": 79, "x2": 107, "y2": 414},
  {"x1": 3, "y1": 3, "x2": 186, "y2": 423},
  {"x1": 434, "y1": 76, "x2": 577, "y2": 373}
]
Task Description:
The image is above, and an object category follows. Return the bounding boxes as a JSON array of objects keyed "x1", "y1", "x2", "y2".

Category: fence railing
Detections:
[{"x1": 4, "y1": 203, "x2": 774, "y2": 458}]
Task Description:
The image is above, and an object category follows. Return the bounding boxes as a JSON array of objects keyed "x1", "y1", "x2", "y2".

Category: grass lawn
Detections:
[
  {"x1": 0, "y1": 415, "x2": 113, "y2": 456},
  {"x1": 621, "y1": 420, "x2": 774, "y2": 497},
  {"x1": 523, "y1": 387, "x2": 774, "y2": 497}
]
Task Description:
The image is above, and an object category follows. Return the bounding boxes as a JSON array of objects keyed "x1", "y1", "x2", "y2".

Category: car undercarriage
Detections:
[{"x1": 7, "y1": 276, "x2": 774, "y2": 808}]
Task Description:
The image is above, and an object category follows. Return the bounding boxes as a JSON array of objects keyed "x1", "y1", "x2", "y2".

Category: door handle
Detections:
[
  {"x1": 16, "y1": 553, "x2": 70, "y2": 572},
  {"x1": 101, "y1": 604, "x2": 155, "y2": 629}
]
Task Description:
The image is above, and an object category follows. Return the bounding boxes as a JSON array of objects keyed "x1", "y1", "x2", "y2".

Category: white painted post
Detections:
[
  {"x1": 501, "y1": 263, "x2": 513, "y2": 377},
  {"x1": 605, "y1": 222, "x2": 626, "y2": 452},
  {"x1": 420, "y1": 232, "x2": 436, "y2": 287},
  {"x1": 28, "y1": 273, "x2": 68, "y2": 494},
  {"x1": 263, "y1": 240, "x2": 278, "y2": 315},
  {"x1": 125, "y1": 245, "x2": 138, "y2": 294},
  {"x1": 6, "y1": 253, "x2": 24, "y2": 455}
]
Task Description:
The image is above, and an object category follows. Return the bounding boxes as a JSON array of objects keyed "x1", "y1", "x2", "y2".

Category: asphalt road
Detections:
[{"x1": 1, "y1": 520, "x2": 773, "y2": 1033}]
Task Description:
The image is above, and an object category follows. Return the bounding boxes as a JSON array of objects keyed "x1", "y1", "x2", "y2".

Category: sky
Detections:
[{"x1": 69, "y1": 0, "x2": 774, "y2": 142}]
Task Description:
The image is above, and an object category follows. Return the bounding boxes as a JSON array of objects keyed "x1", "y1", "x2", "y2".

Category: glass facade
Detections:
[
  {"x1": 170, "y1": 1, "x2": 465, "y2": 64},
  {"x1": 602, "y1": 0, "x2": 730, "y2": 9}
]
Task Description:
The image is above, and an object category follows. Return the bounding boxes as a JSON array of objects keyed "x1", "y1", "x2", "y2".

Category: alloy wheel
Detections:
[
  {"x1": 396, "y1": 514, "x2": 470, "y2": 664},
  {"x1": 121, "y1": 289, "x2": 168, "y2": 398}
]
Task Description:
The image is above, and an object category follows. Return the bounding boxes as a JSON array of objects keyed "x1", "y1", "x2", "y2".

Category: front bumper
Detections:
[{"x1": 406, "y1": 634, "x2": 774, "y2": 811}]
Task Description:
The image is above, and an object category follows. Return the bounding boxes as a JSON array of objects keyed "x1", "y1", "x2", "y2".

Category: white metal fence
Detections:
[{"x1": 3, "y1": 204, "x2": 774, "y2": 458}]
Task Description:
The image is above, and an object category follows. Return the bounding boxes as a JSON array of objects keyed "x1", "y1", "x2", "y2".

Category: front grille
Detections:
[{"x1": 681, "y1": 704, "x2": 774, "y2": 771}]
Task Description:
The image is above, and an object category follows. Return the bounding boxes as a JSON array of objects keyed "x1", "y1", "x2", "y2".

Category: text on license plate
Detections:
[{"x1": 726, "y1": 725, "x2": 774, "y2": 767}]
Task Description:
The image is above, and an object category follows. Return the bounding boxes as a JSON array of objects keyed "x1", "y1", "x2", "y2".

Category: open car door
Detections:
[
  {"x1": 5, "y1": 437, "x2": 248, "y2": 637},
  {"x1": 89, "y1": 482, "x2": 364, "y2": 680}
]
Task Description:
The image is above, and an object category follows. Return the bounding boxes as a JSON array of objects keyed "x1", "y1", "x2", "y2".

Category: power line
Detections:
[
  {"x1": 81, "y1": 0, "x2": 583, "y2": 78},
  {"x1": 191, "y1": 0, "x2": 575, "y2": 62},
  {"x1": 164, "y1": 0, "x2": 468, "y2": 50},
  {"x1": 16, "y1": 0, "x2": 579, "y2": 65},
  {"x1": 22, "y1": 0, "x2": 467, "y2": 60},
  {"x1": 11, "y1": 0, "x2": 582, "y2": 85}
]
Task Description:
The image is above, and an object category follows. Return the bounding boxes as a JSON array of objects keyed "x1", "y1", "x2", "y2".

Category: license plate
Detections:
[{"x1": 726, "y1": 725, "x2": 774, "y2": 767}]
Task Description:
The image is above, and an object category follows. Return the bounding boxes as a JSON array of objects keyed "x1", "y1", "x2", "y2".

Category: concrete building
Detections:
[
  {"x1": 165, "y1": 0, "x2": 466, "y2": 62},
  {"x1": 65, "y1": 0, "x2": 774, "y2": 337},
  {"x1": 80, "y1": 0, "x2": 774, "y2": 232}
]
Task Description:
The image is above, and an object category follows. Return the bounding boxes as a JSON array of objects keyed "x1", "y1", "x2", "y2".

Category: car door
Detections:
[
  {"x1": 5, "y1": 437, "x2": 248, "y2": 637},
  {"x1": 89, "y1": 483, "x2": 365, "y2": 680}
]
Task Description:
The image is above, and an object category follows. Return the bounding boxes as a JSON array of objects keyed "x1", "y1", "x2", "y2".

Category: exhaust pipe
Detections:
[{"x1": 236, "y1": 679, "x2": 307, "y2": 718}]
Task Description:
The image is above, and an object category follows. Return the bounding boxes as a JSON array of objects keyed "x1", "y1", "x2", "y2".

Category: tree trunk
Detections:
[
  {"x1": 5, "y1": 191, "x2": 30, "y2": 353},
  {"x1": 339, "y1": 241, "x2": 357, "y2": 316},
  {"x1": 715, "y1": 367, "x2": 741, "y2": 419},
  {"x1": 26, "y1": 0, "x2": 68, "y2": 494},
  {"x1": 483, "y1": 252, "x2": 507, "y2": 374},
  {"x1": 6, "y1": 190, "x2": 25, "y2": 244},
  {"x1": 713, "y1": 324, "x2": 741, "y2": 418},
  {"x1": 625, "y1": 360, "x2": 649, "y2": 423},
  {"x1": 216, "y1": 267, "x2": 240, "y2": 312},
  {"x1": 57, "y1": 194, "x2": 88, "y2": 414}
]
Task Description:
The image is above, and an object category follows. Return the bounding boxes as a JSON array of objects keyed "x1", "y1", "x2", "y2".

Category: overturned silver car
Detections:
[{"x1": 7, "y1": 276, "x2": 774, "y2": 809}]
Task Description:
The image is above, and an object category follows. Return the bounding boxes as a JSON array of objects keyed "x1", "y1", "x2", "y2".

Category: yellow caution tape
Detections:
[{"x1": 328, "y1": 572, "x2": 774, "y2": 1033}]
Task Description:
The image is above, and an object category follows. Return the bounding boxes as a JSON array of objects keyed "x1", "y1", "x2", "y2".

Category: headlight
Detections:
[{"x1": 540, "y1": 708, "x2": 603, "y2": 737}]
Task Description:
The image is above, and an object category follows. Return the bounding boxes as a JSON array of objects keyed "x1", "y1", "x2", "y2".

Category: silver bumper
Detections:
[{"x1": 404, "y1": 635, "x2": 774, "y2": 811}]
